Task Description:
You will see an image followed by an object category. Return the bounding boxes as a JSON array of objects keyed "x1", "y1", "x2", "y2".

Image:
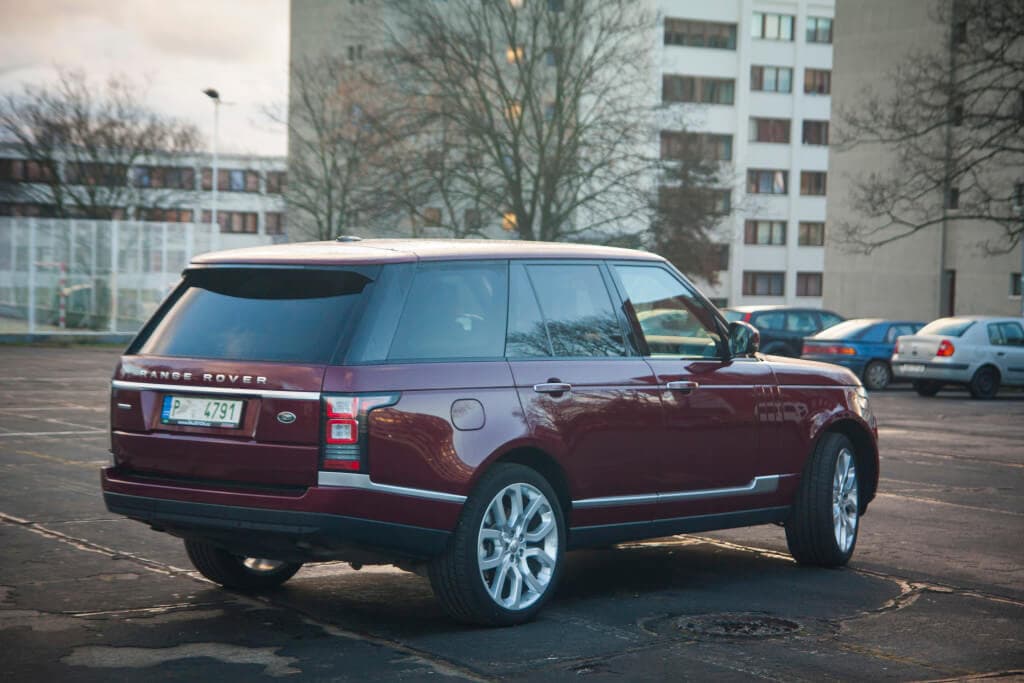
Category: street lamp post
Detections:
[{"x1": 202, "y1": 88, "x2": 220, "y2": 228}]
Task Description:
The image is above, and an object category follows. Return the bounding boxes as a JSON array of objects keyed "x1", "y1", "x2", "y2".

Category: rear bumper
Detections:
[
  {"x1": 101, "y1": 467, "x2": 458, "y2": 562},
  {"x1": 891, "y1": 361, "x2": 970, "y2": 383}
]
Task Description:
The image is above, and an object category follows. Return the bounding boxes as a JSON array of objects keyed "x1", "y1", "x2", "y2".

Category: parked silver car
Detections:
[{"x1": 891, "y1": 316, "x2": 1024, "y2": 398}]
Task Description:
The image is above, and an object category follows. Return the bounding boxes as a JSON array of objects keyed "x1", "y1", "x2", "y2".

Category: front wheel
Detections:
[
  {"x1": 785, "y1": 433, "x2": 860, "y2": 567},
  {"x1": 429, "y1": 464, "x2": 565, "y2": 626},
  {"x1": 184, "y1": 539, "x2": 302, "y2": 591}
]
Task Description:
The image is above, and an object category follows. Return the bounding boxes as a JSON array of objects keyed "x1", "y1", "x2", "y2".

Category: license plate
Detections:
[
  {"x1": 161, "y1": 395, "x2": 244, "y2": 428},
  {"x1": 900, "y1": 364, "x2": 926, "y2": 374}
]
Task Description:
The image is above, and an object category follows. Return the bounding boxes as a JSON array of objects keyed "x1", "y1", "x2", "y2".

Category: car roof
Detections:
[
  {"x1": 191, "y1": 239, "x2": 666, "y2": 267},
  {"x1": 724, "y1": 305, "x2": 839, "y2": 314}
]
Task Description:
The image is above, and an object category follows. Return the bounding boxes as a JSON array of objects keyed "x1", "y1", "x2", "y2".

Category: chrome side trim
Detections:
[
  {"x1": 111, "y1": 380, "x2": 320, "y2": 401},
  {"x1": 317, "y1": 471, "x2": 468, "y2": 504},
  {"x1": 572, "y1": 474, "x2": 783, "y2": 509}
]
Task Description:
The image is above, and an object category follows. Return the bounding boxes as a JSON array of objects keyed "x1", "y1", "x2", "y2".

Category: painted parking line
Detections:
[{"x1": 0, "y1": 430, "x2": 106, "y2": 438}]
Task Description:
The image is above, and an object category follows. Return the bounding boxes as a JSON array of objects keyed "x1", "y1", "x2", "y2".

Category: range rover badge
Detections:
[{"x1": 276, "y1": 411, "x2": 297, "y2": 424}]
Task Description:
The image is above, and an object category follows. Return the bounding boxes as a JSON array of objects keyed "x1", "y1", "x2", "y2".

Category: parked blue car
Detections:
[{"x1": 801, "y1": 318, "x2": 925, "y2": 390}]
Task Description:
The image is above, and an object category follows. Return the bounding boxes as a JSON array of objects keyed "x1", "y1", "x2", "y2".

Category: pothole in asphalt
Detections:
[{"x1": 646, "y1": 612, "x2": 803, "y2": 640}]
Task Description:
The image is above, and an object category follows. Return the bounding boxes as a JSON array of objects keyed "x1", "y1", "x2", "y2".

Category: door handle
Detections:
[
  {"x1": 666, "y1": 380, "x2": 699, "y2": 393},
  {"x1": 996, "y1": 351, "x2": 1006, "y2": 356},
  {"x1": 533, "y1": 382, "x2": 572, "y2": 394}
]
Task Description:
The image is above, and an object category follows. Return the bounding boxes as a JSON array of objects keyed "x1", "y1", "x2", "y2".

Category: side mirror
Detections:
[{"x1": 729, "y1": 321, "x2": 760, "y2": 357}]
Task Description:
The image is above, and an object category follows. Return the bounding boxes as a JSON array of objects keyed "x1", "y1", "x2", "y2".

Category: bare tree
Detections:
[
  {"x1": 280, "y1": 56, "x2": 409, "y2": 241},
  {"x1": 0, "y1": 68, "x2": 200, "y2": 218},
  {"x1": 835, "y1": 0, "x2": 1024, "y2": 252},
  {"x1": 377, "y1": 0, "x2": 677, "y2": 243}
]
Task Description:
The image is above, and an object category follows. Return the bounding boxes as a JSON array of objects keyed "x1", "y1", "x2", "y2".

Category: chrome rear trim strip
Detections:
[
  {"x1": 111, "y1": 380, "x2": 320, "y2": 401},
  {"x1": 572, "y1": 474, "x2": 783, "y2": 509},
  {"x1": 317, "y1": 471, "x2": 467, "y2": 504}
]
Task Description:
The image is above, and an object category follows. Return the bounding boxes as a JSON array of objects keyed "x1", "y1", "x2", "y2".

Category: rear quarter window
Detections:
[{"x1": 134, "y1": 268, "x2": 372, "y2": 363}]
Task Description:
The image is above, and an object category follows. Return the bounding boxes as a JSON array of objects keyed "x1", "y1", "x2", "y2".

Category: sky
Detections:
[{"x1": 0, "y1": 0, "x2": 290, "y2": 157}]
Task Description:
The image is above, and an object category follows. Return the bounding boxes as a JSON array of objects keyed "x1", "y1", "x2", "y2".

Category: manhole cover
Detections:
[{"x1": 674, "y1": 613, "x2": 801, "y2": 639}]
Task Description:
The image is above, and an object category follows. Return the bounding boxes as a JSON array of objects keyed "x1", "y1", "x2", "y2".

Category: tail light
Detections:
[
  {"x1": 743, "y1": 312, "x2": 753, "y2": 322},
  {"x1": 803, "y1": 344, "x2": 855, "y2": 356},
  {"x1": 321, "y1": 393, "x2": 400, "y2": 472},
  {"x1": 802, "y1": 343, "x2": 813, "y2": 356},
  {"x1": 937, "y1": 340, "x2": 955, "y2": 357}
]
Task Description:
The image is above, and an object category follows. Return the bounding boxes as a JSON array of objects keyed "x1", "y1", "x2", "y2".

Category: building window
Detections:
[
  {"x1": 713, "y1": 189, "x2": 731, "y2": 214},
  {"x1": 743, "y1": 271, "x2": 785, "y2": 296},
  {"x1": 664, "y1": 18, "x2": 737, "y2": 49},
  {"x1": 750, "y1": 66, "x2": 793, "y2": 93},
  {"x1": 347, "y1": 44, "x2": 364, "y2": 61},
  {"x1": 804, "y1": 69, "x2": 832, "y2": 95},
  {"x1": 806, "y1": 17, "x2": 833, "y2": 43},
  {"x1": 717, "y1": 244, "x2": 730, "y2": 270},
  {"x1": 229, "y1": 169, "x2": 246, "y2": 192},
  {"x1": 0, "y1": 158, "x2": 25, "y2": 181},
  {"x1": 266, "y1": 171, "x2": 286, "y2": 194},
  {"x1": 744, "y1": 220, "x2": 786, "y2": 245},
  {"x1": 747, "y1": 169, "x2": 788, "y2": 195},
  {"x1": 132, "y1": 167, "x2": 151, "y2": 188},
  {"x1": 544, "y1": 48, "x2": 561, "y2": 66},
  {"x1": 502, "y1": 212, "x2": 518, "y2": 232},
  {"x1": 662, "y1": 75, "x2": 735, "y2": 105},
  {"x1": 420, "y1": 207, "x2": 442, "y2": 226},
  {"x1": 947, "y1": 187, "x2": 960, "y2": 209},
  {"x1": 802, "y1": 120, "x2": 830, "y2": 145},
  {"x1": 202, "y1": 210, "x2": 258, "y2": 234},
  {"x1": 265, "y1": 212, "x2": 285, "y2": 235},
  {"x1": 797, "y1": 272, "x2": 823, "y2": 297},
  {"x1": 543, "y1": 102, "x2": 556, "y2": 121},
  {"x1": 798, "y1": 222, "x2": 826, "y2": 246},
  {"x1": 464, "y1": 208, "x2": 482, "y2": 229},
  {"x1": 24, "y1": 160, "x2": 54, "y2": 183},
  {"x1": 660, "y1": 131, "x2": 732, "y2": 161},
  {"x1": 1011, "y1": 273, "x2": 1022, "y2": 297},
  {"x1": 506, "y1": 45, "x2": 525, "y2": 64},
  {"x1": 800, "y1": 171, "x2": 827, "y2": 195},
  {"x1": 140, "y1": 208, "x2": 194, "y2": 223},
  {"x1": 752, "y1": 13, "x2": 794, "y2": 41},
  {"x1": 749, "y1": 118, "x2": 790, "y2": 143}
]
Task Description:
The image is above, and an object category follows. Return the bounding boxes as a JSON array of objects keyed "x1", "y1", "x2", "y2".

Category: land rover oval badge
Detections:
[{"x1": 276, "y1": 411, "x2": 297, "y2": 424}]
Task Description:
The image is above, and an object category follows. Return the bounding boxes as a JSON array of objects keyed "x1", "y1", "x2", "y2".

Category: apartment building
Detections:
[
  {"x1": 0, "y1": 148, "x2": 288, "y2": 249},
  {"x1": 655, "y1": 0, "x2": 834, "y2": 306}
]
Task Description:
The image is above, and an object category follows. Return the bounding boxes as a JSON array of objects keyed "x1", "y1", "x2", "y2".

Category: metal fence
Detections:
[{"x1": 0, "y1": 218, "x2": 221, "y2": 335}]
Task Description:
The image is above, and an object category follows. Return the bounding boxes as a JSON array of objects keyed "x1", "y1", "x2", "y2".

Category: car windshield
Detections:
[
  {"x1": 136, "y1": 268, "x2": 372, "y2": 363},
  {"x1": 813, "y1": 319, "x2": 878, "y2": 340},
  {"x1": 918, "y1": 318, "x2": 976, "y2": 337}
]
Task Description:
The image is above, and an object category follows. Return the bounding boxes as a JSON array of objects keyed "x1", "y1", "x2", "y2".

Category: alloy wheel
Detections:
[
  {"x1": 477, "y1": 483, "x2": 559, "y2": 611},
  {"x1": 832, "y1": 448, "x2": 859, "y2": 553}
]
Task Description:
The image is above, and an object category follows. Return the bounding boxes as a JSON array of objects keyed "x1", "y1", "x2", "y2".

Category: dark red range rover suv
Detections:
[{"x1": 103, "y1": 239, "x2": 878, "y2": 626}]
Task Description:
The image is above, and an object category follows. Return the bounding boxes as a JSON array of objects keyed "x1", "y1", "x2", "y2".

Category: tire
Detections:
[
  {"x1": 862, "y1": 360, "x2": 892, "y2": 391},
  {"x1": 785, "y1": 432, "x2": 860, "y2": 567},
  {"x1": 184, "y1": 539, "x2": 302, "y2": 591},
  {"x1": 428, "y1": 463, "x2": 565, "y2": 626},
  {"x1": 968, "y1": 366, "x2": 1000, "y2": 399},
  {"x1": 913, "y1": 380, "x2": 942, "y2": 397}
]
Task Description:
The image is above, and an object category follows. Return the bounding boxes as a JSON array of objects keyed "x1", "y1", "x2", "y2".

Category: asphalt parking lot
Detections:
[{"x1": 0, "y1": 346, "x2": 1021, "y2": 681}]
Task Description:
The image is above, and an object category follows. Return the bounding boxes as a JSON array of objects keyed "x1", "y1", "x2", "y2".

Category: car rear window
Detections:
[
  {"x1": 918, "y1": 318, "x2": 975, "y2": 337},
  {"x1": 813, "y1": 319, "x2": 878, "y2": 340},
  {"x1": 135, "y1": 268, "x2": 372, "y2": 363}
]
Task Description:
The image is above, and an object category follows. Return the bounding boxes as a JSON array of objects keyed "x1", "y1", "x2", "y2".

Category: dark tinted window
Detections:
[
  {"x1": 388, "y1": 261, "x2": 508, "y2": 361},
  {"x1": 506, "y1": 264, "x2": 551, "y2": 357},
  {"x1": 137, "y1": 268, "x2": 370, "y2": 363},
  {"x1": 786, "y1": 311, "x2": 818, "y2": 333},
  {"x1": 919, "y1": 318, "x2": 975, "y2": 337},
  {"x1": 988, "y1": 322, "x2": 1024, "y2": 346},
  {"x1": 526, "y1": 264, "x2": 626, "y2": 357}
]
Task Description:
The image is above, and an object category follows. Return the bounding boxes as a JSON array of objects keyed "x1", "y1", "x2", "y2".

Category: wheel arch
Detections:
[
  {"x1": 815, "y1": 417, "x2": 879, "y2": 514},
  {"x1": 472, "y1": 445, "x2": 573, "y2": 525}
]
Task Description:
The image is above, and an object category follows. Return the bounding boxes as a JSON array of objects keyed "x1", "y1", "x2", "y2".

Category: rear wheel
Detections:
[
  {"x1": 429, "y1": 464, "x2": 564, "y2": 626},
  {"x1": 785, "y1": 433, "x2": 859, "y2": 567},
  {"x1": 184, "y1": 539, "x2": 302, "y2": 591},
  {"x1": 913, "y1": 380, "x2": 942, "y2": 397},
  {"x1": 862, "y1": 360, "x2": 892, "y2": 390},
  {"x1": 968, "y1": 366, "x2": 1000, "y2": 399}
]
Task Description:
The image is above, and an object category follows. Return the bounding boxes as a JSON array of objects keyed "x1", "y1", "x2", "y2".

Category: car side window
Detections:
[
  {"x1": 886, "y1": 324, "x2": 914, "y2": 343},
  {"x1": 991, "y1": 322, "x2": 1024, "y2": 347},
  {"x1": 506, "y1": 264, "x2": 551, "y2": 357},
  {"x1": 613, "y1": 265, "x2": 722, "y2": 359},
  {"x1": 388, "y1": 261, "x2": 508, "y2": 361},
  {"x1": 515, "y1": 263, "x2": 627, "y2": 357},
  {"x1": 754, "y1": 312, "x2": 785, "y2": 330},
  {"x1": 787, "y1": 311, "x2": 818, "y2": 333}
]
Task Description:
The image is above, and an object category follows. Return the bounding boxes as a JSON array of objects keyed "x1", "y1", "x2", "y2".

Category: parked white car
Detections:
[{"x1": 891, "y1": 316, "x2": 1024, "y2": 398}]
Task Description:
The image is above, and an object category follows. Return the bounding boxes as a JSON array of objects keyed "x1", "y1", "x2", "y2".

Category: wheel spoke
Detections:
[
  {"x1": 525, "y1": 546, "x2": 556, "y2": 568},
  {"x1": 479, "y1": 552, "x2": 503, "y2": 571},
  {"x1": 490, "y1": 561, "x2": 510, "y2": 601},
  {"x1": 522, "y1": 493, "x2": 543, "y2": 527},
  {"x1": 506, "y1": 565, "x2": 524, "y2": 607},
  {"x1": 490, "y1": 496, "x2": 507, "y2": 528},
  {"x1": 519, "y1": 559, "x2": 545, "y2": 594},
  {"x1": 508, "y1": 485, "x2": 524, "y2": 526},
  {"x1": 524, "y1": 516, "x2": 554, "y2": 543}
]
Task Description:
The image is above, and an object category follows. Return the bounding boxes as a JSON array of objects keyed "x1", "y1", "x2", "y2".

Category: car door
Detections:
[
  {"x1": 608, "y1": 263, "x2": 779, "y2": 520},
  {"x1": 505, "y1": 261, "x2": 664, "y2": 522},
  {"x1": 988, "y1": 321, "x2": 1024, "y2": 386}
]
